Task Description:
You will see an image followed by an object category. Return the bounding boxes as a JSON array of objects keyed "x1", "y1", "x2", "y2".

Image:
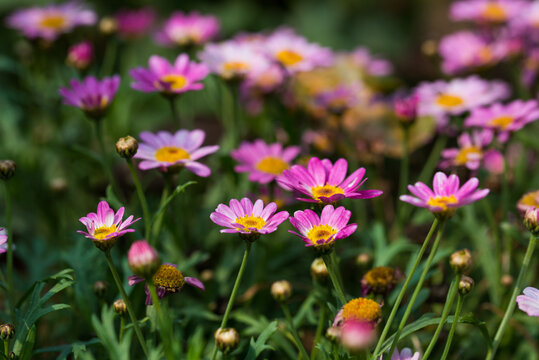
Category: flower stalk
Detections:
[
  {"x1": 322, "y1": 252, "x2": 347, "y2": 305},
  {"x1": 148, "y1": 282, "x2": 175, "y2": 360},
  {"x1": 126, "y1": 159, "x2": 151, "y2": 241},
  {"x1": 280, "y1": 302, "x2": 310, "y2": 360},
  {"x1": 440, "y1": 293, "x2": 464, "y2": 360}
]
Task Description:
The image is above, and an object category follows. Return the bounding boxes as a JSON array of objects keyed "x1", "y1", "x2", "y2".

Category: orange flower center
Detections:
[
  {"x1": 482, "y1": 4, "x2": 507, "y2": 22},
  {"x1": 40, "y1": 14, "x2": 67, "y2": 30},
  {"x1": 455, "y1": 146, "x2": 482, "y2": 165},
  {"x1": 436, "y1": 94, "x2": 464, "y2": 108},
  {"x1": 159, "y1": 74, "x2": 187, "y2": 91},
  {"x1": 342, "y1": 298, "x2": 382, "y2": 323},
  {"x1": 152, "y1": 264, "x2": 185, "y2": 292},
  {"x1": 488, "y1": 115, "x2": 514, "y2": 129},
  {"x1": 276, "y1": 50, "x2": 303, "y2": 66},
  {"x1": 427, "y1": 195, "x2": 458, "y2": 210},
  {"x1": 306, "y1": 224, "x2": 337, "y2": 245},
  {"x1": 255, "y1": 156, "x2": 289, "y2": 175},
  {"x1": 155, "y1": 146, "x2": 190, "y2": 163},
  {"x1": 311, "y1": 184, "x2": 344, "y2": 201},
  {"x1": 93, "y1": 224, "x2": 117, "y2": 240}
]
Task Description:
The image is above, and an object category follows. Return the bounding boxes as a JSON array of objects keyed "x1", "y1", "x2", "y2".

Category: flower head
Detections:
[
  {"x1": 128, "y1": 240, "x2": 161, "y2": 279},
  {"x1": 277, "y1": 157, "x2": 383, "y2": 204},
  {"x1": 210, "y1": 198, "x2": 289, "y2": 242},
  {"x1": 59, "y1": 75, "x2": 120, "y2": 120},
  {"x1": 440, "y1": 130, "x2": 502, "y2": 171},
  {"x1": 129, "y1": 263, "x2": 204, "y2": 305},
  {"x1": 400, "y1": 172, "x2": 490, "y2": 219},
  {"x1": 134, "y1": 129, "x2": 219, "y2": 176},
  {"x1": 450, "y1": 0, "x2": 527, "y2": 24},
  {"x1": 361, "y1": 266, "x2": 402, "y2": 296},
  {"x1": 340, "y1": 320, "x2": 376, "y2": 353},
  {"x1": 156, "y1": 11, "x2": 219, "y2": 47},
  {"x1": 517, "y1": 287, "x2": 539, "y2": 317},
  {"x1": 289, "y1": 205, "x2": 357, "y2": 252},
  {"x1": 338, "y1": 297, "x2": 382, "y2": 324},
  {"x1": 231, "y1": 140, "x2": 300, "y2": 184},
  {"x1": 395, "y1": 94, "x2": 419, "y2": 124},
  {"x1": 67, "y1": 41, "x2": 93, "y2": 70},
  {"x1": 130, "y1": 54, "x2": 209, "y2": 97},
  {"x1": 115, "y1": 7, "x2": 155, "y2": 39},
  {"x1": 78, "y1": 201, "x2": 140, "y2": 251},
  {"x1": 0, "y1": 228, "x2": 7, "y2": 254},
  {"x1": 517, "y1": 190, "x2": 539, "y2": 213},
  {"x1": 524, "y1": 207, "x2": 539, "y2": 235}
]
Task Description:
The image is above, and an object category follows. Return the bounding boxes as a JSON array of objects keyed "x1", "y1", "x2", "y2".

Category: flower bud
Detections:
[
  {"x1": 67, "y1": 41, "x2": 93, "y2": 70},
  {"x1": 99, "y1": 17, "x2": 117, "y2": 35},
  {"x1": 501, "y1": 274, "x2": 513, "y2": 287},
  {"x1": 325, "y1": 326, "x2": 341, "y2": 343},
  {"x1": 0, "y1": 160, "x2": 16, "y2": 180},
  {"x1": 0, "y1": 324, "x2": 15, "y2": 340},
  {"x1": 458, "y1": 275, "x2": 474, "y2": 295},
  {"x1": 394, "y1": 94, "x2": 419, "y2": 126},
  {"x1": 310, "y1": 258, "x2": 329, "y2": 282},
  {"x1": 93, "y1": 281, "x2": 108, "y2": 298},
  {"x1": 116, "y1": 136, "x2": 139, "y2": 159},
  {"x1": 128, "y1": 240, "x2": 161, "y2": 280},
  {"x1": 271, "y1": 280, "x2": 292, "y2": 302},
  {"x1": 449, "y1": 249, "x2": 472, "y2": 274},
  {"x1": 214, "y1": 328, "x2": 240, "y2": 354},
  {"x1": 356, "y1": 253, "x2": 371, "y2": 268},
  {"x1": 113, "y1": 299, "x2": 127, "y2": 316},
  {"x1": 524, "y1": 207, "x2": 539, "y2": 235}
]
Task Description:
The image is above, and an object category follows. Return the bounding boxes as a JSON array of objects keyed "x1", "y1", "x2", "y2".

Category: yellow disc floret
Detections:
[
  {"x1": 436, "y1": 94, "x2": 464, "y2": 108},
  {"x1": 40, "y1": 14, "x2": 67, "y2": 30},
  {"x1": 159, "y1": 74, "x2": 188, "y2": 91},
  {"x1": 152, "y1": 264, "x2": 185, "y2": 292},
  {"x1": 363, "y1": 266, "x2": 398, "y2": 295},
  {"x1": 455, "y1": 146, "x2": 482, "y2": 165},
  {"x1": 93, "y1": 224, "x2": 117, "y2": 240},
  {"x1": 256, "y1": 157, "x2": 289, "y2": 175},
  {"x1": 488, "y1": 116, "x2": 513, "y2": 129},
  {"x1": 342, "y1": 298, "x2": 382, "y2": 323},
  {"x1": 155, "y1": 146, "x2": 190, "y2": 163},
  {"x1": 311, "y1": 184, "x2": 344, "y2": 201},
  {"x1": 427, "y1": 195, "x2": 458, "y2": 210},
  {"x1": 236, "y1": 215, "x2": 266, "y2": 232},
  {"x1": 482, "y1": 4, "x2": 507, "y2": 23},
  {"x1": 307, "y1": 224, "x2": 337, "y2": 245},
  {"x1": 276, "y1": 50, "x2": 303, "y2": 67}
]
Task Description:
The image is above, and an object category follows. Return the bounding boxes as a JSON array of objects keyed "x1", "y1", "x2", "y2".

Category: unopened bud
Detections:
[
  {"x1": 356, "y1": 253, "x2": 371, "y2": 267},
  {"x1": 0, "y1": 324, "x2": 15, "y2": 340},
  {"x1": 99, "y1": 17, "x2": 117, "y2": 35},
  {"x1": 201, "y1": 269, "x2": 214, "y2": 282},
  {"x1": 0, "y1": 160, "x2": 16, "y2": 180},
  {"x1": 450, "y1": 249, "x2": 472, "y2": 274},
  {"x1": 50, "y1": 177, "x2": 68, "y2": 194},
  {"x1": 311, "y1": 258, "x2": 329, "y2": 281},
  {"x1": 128, "y1": 240, "x2": 161, "y2": 279},
  {"x1": 113, "y1": 299, "x2": 127, "y2": 316},
  {"x1": 116, "y1": 136, "x2": 139, "y2": 159},
  {"x1": 501, "y1": 274, "x2": 513, "y2": 287},
  {"x1": 67, "y1": 41, "x2": 93, "y2": 70},
  {"x1": 214, "y1": 327, "x2": 240, "y2": 353},
  {"x1": 458, "y1": 275, "x2": 474, "y2": 295},
  {"x1": 271, "y1": 280, "x2": 292, "y2": 302},
  {"x1": 524, "y1": 207, "x2": 539, "y2": 235},
  {"x1": 394, "y1": 94, "x2": 419, "y2": 126},
  {"x1": 93, "y1": 281, "x2": 108, "y2": 298}
]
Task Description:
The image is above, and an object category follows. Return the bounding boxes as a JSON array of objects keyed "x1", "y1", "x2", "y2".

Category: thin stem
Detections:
[
  {"x1": 486, "y1": 234, "x2": 537, "y2": 360},
  {"x1": 4, "y1": 339, "x2": 8, "y2": 357},
  {"x1": 423, "y1": 274, "x2": 461, "y2": 359},
  {"x1": 3, "y1": 182, "x2": 14, "y2": 315},
  {"x1": 281, "y1": 302, "x2": 311, "y2": 360},
  {"x1": 104, "y1": 251, "x2": 149, "y2": 358},
  {"x1": 150, "y1": 180, "x2": 170, "y2": 246},
  {"x1": 387, "y1": 220, "x2": 447, "y2": 357},
  {"x1": 322, "y1": 253, "x2": 346, "y2": 305},
  {"x1": 148, "y1": 282, "x2": 175, "y2": 360},
  {"x1": 168, "y1": 97, "x2": 180, "y2": 128},
  {"x1": 418, "y1": 136, "x2": 447, "y2": 184},
  {"x1": 372, "y1": 218, "x2": 440, "y2": 359},
  {"x1": 119, "y1": 317, "x2": 125, "y2": 342},
  {"x1": 310, "y1": 303, "x2": 326, "y2": 360},
  {"x1": 397, "y1": 125, "x2": 410, "y2": 228},
  {"x1": 211, "y1": 241, "x2": 252, "y2": 360},
  {"x1": 100, "y1": 38, "x2": 117, "y2": 77},
  {"x1": 126, "y1": 159, "x2": 151, "y2": 242},
  {"x1": 94, "y1": 120, "x2": 115, "y2": 189},
  {"x1": 440, "y1": 294, "x2": 464, "y2": 360}
]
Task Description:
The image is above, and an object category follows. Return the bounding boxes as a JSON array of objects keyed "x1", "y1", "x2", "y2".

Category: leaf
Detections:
[
  {"x1": 91, "y1": 305, "x2": 133, "y2": 360},
  {"x1": 105, "y1": 185, "x2": 123, "y2": 210},
  {"x1": 458, "y1": 312, "x2": 492, "y2": 348},
  {"x1": 244, "y1": 321, "x2": 278, "y2": 360},
  {"x1": 18, "y1": 325, "x2": 36, "y2": 360},
  {"x1": 34, "y1": 338, "x2": 101, "y2": 360},
  {"x1": 151, "y1": 181, "x2": 196, "y2": 223},
  {"x1": 186, "y1": 328, "x2": 204, "y2": 360}
]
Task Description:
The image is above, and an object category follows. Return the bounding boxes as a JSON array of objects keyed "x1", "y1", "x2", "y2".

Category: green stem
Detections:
[
  {"x1": 148, "y1": 282, "x2": 175, "y2": 360},
  {"x1": 322, "y1": 253, "x2": 346, "y2": 305},
  {"x1": 397, "y1": 125, "x2": 410, "y2": 227},
  {"x1": 387, "y1": 220, "x2": 447, "y2": 357},
  {"x1": 281, "y1": 302, "x2": 310, "y2": 360},
  {"x1": 423, "y1": 274, "x2": 461, "y2": 359},
  {"x1": 150, "y1": 180, "x2": 170, "y2": 246},
  {"x1": 104, "y1": 251, "x2": 149, "y2": 358},
  {"x1": 94, "y1": 120, "x2": 115, "y2": 189},
  {"x1": 486, "y1": 234, "x2": 537, "y2": 360},
  {"x1": 372, "y1": 218, "x2": 439, "y2": 359},
  {"x1": 100, "y1": 37, "x2": 117, "y2": 77},
  {"x1": 119, "y1": 317, "x2": 125, "y2": 342},
  {"x1": 418, "y1": 136, "x2": 447, "y2": 184},
  {"x1": 440, "y1": 294, "x2": 464, "y2": 360},
  {"x1": 168, "y1": 97, "x2": 180, "y2": 128},
  {"x1": 3, "y1": 182, "x2": 14, "y2": 315},
  {"x1": 126, "y1": 159, "x2": 151, "y2": 242},
  {"x1": 4, "y1": 339, "x2": 8, "y2": 357},
  {"x1": 211, "y1": 241, "x2": 252, "y2": 360},
  {"x1": 500, "y1": 164, "x2": 511, "y2": 275},
  {"x1": 310, "y1": 303, "x2": 326, "y2": 360}
]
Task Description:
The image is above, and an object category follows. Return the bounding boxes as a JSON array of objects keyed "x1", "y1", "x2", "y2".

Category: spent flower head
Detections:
[
  {"x1": 115, "y1": 136, "x2": 139, "y2": 159},
  {"x1": 214, "y1": 328, "x2": 240, "y2": 354},
  {"x1": 0, "y1": 160, "x2": 16, "y2": 181},
  {"x1": 361, "y1": 266, "x2": 402, "y2": 296}
]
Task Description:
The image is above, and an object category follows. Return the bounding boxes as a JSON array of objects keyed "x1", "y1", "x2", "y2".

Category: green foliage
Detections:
[{"x1": 91, "y1": 305, "x2": 134, "y2": 360}]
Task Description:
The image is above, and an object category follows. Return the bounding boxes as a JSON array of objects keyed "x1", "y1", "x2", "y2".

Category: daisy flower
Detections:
[
  {"x1": 115, "y1": 7, "x2": 156, "y2": 39},
  {"x1": 517, "y1": 287, "x2": 539, "y2": 317},
  {"x1": 0, "y1": 228, "x2": 7, "y2": 254},
  {"x1": 277, "y1": 157, "x2": 383, "y2": 204},
  {"x1": 400, "y1": 171, "x2": 490, "y2": 219},
  {"x1": 78, "y1": 201, "x2": 140, "y2": 251},
  {"x1": 134, "y1": 129, "x2": 219, "y2": 176},
  {"x1": 517, "y1": 190, "x2": 539, "y2": 213},
  {"x1": 289, "y1": 205, "x2": 357, "y2": 251},
  {"x1": 450, "y1": 0, "x2": 527, "y2": 24},
  {"x1": 333, "y1": 297, "x2": 382, "y2": 327},
  {"x1": 231, "y1": 140, "x2": 300, "y2": 184},
  {"x1": 440, "y1": 130, "x2": 502, "y2": 171},
  {"x1": 156, "y1": 11, "x2": 219, "y2": 47},
  {"x1": 66, "y1": 40, "x2": 93, "y2": 70}
]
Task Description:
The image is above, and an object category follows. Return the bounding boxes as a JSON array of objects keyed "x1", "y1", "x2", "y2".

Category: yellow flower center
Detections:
[
  {"x1": 93, "y1": 224, "x2": 117, "y2": 240},
  {"x1": 478, "y1": 47, "x2": 493, "y2": 63},
  {"x1": 160, "y1": 74, "x2": 188, "y2": 91},
  {"x1": 436, "y1": 94, "x2": 464, "y2": 108},
  {"x1": 40, "y1": 14, "x2": 67, "y2": 30},
  {"x1": 364, "y1": 266, "x2": 396, "y2": 291},
  {"x1": 342, "y1": 298, "x2": 382, "y2": 323},
  {"x1": 235, "y1": 215, "x2": 266, "y2": 231},
  {"x1": 488, "y1": 115, "x2": 514, "y2": 129},
  {"x1": 306, "y1": 224, "x2": 337, "y2": 245},
  {"x1": 223, "y1": 61, "x2": 250, "y2": 73},
  {"x1": 311, "y1": 184, "x2": 344, "y2": 201},
  {"x1": 427, "y1": 195, "x2": 458, "y2": 210},
  {"x1": 276, "y1": 50, "x2": 303, "y2": 66},
  {"x1": 519, "y1": 191, "x2": 539, "y2": 207},
  {"x1": 152, "y1": 264, "x2": 185, "y2": 292},
  {"x1": 455, "y1": 146, "x2": 482, "y2": 165},
  {"x1": 255, "y1": 156, "x2": 289, "y2": 175},
  {"x1": 155, "y1": 146, "x2": 190, "y2": 163},
  {"x1": 482, "y1": 4, "x2": 507, "y2": 22}
]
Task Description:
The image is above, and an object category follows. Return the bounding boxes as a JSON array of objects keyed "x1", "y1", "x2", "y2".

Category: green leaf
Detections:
[
  {"x1": 105, "y1": 184, "x2": 123, "y2": 210},
  {"x1": 186, "y1": 327, "x2": 204, "y2": 360},
  {"x1": 34, "y1": 338, "x2": 101, "y2": 360},
  {"x1": 151, "y1": 181, "x2": 196, "y2": 223},
  {"x1": 91, "y1": 305, "x2": 133, "y2": 360},
  {"x1": 244, "y1": 321, "x2": 278, "y2": 360},
  {"x1": 457, "y1": 312, "x2": 492, "y2": 348},
  {"x1": 18, "y1": 325, "x2": 36, "y2": 360}
]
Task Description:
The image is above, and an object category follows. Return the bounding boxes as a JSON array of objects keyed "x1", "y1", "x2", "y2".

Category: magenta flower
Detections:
[
  {"x1": 289, "y1": 205, "x2": 357, "y2": 251},
  {"x1": 130, "y1": 54, "x2": 209, "y2": 97},
  {"x1": 379, "y1": 348, "x2": 420, "y2": 360},
  {"x1": 59, "y1": 75, "x2": 120, "y2": 119},
  {"x1": 351, "y1": 47, "x2": 393, "y2": 77},
  {"x1": 128, "y1": 240, "x2": 160, "y2": 279},
  {"x1": 78, "y1": 201, "x2": 140, "y2": 251},
  {"x1": 6, "y1": 1, "x2": 96, "y2": 41},
  {"x1": 0, "y1": 228, "x2": 7, "y2": 254},
  {"x1": 450, "y1": 0, "x2": 527, "y2": 24},
  {"x1": 133, "y1": 129, "x2": 219, "y2": 176},
  {"x1": 129, "y1": 263, "x2": 204, "y2": 305},
  {"x1": 340, "y1": 320, "x2": 376, "y2": 353},
  {"x1": 400, "y1": 172, "x2": 489, "y2": 218},
  {"x1": 394, "y1": 94, "x2": 419, "y2": 121},
  {"x1": 115, "y1": 7, "x2": 155, "y2": 39},
  {"x1": 67, "y1": 41, "x2": 93, "y2": 70},
  {"x1": 517, "y1": 287, "x2": 539, "y2": 317},
  {"x1": 440, "y1": 130, "x2": 503, "y2": 171},
  {"x1": 277, "y1": 157, "x2": 383, "y2": 204},
  {"x1": 231, "y1": 140, "x2": 300, "y2": 184},
  {"x1": 156, "y1": 11, "x2": 219, "y2": 47}
]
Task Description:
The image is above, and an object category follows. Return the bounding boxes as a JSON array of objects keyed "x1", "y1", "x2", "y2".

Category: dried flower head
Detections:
[{"x1": 361, "y1": 266, "x2": 402, "y2": 296}]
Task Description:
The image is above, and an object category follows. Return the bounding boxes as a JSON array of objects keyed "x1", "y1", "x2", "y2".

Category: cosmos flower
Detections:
[
  {"x1": 66, "y1": 40, "x2": 93, "y2": 70},
  {"x1": 78, "y1": 201, "x2": 140, "y2": 251},
  {"x1": 440, "y1": 130, "x2": 503, "y2": 172},
  {"x1": 400, "y1": 172, "x2": 489, "y2": 218},
  {"x1": 516, "y1": 287, "x2": 539, "y2": 317},
  {"x1": 231, "y1": 140, "x2": 300, "y2": 184},
  {"x1": 134, "y1": 129, "x2": 219, "y2": 176},
  {"x1": 0, "y1": 228, "x2": 7, "y2": 254},
  {"x1": 156, "y1": 11, "x2": 219, "y2": 47},
  {"x1": 289, "y1": 205, "x2": 357, "y2": 251},
  {"x1": 59, "y1": 75, "x2": 120, "y2": 119},
  {"x1": 450, "y1": 0, "x2": 527, "y2": 24},
  {"x1": 115, "y1": 7, "x2": 156, "y2": 39},
  {"x1": 6, "y1": 1, "x2": 96, "y2": 41},
  {"x1": 129, "y1": 263, "x2": 204, "y2": 305},
  {"x1": 277, "y1": 157, "x2": 382, "y2": 204},
  {"x1": 130, "y1": 54, "x2": 209, "y2": 97},
  {"x1": 517, "y1": 190, "x2": 539, "y2": 213}
]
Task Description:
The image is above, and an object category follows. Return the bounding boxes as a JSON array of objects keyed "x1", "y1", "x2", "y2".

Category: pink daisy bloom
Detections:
[
  {"x1": 400, "y1": 172, "x2": 489, "y2": 218},
  {"x1": 517, "y1": 190, "x2": 539, "y2": 214},
  {"x1": 156, "y1": 11, "x2": 219, "y2": 47},
  {"x1": 0, "y1": 228, "x2": 7, "y2": 254},
  {"x1": 130, "y1": 54, "x2": 209, "y2": 97},
  {"x1": 516, "y1": 287, "x2": 539, "y2": 317},
  {"x1": 210, "y1": 198, "x2": 289, "y2": 241},
  {"x1": 129, "y1": 263, "x2": 204, "y2": 305},
  {"x1": 351, "y1": 47, "x2": 393, "y2": 77},
  {"x1": 394, "y1": 94, "x2": 419, "y2": 122},
  {"x1": 115, "y1": 7, "x2": 156, "y2": 39},
  {"x1": 6, "y1": 1, "x2": 96, "y2": 41},
  {"x1": 277, "y1": 157, "x2": 383, "y2": 204},
  {"x1": 464, "y1": 100, "x2": 539, "y2": 142},
  {"x1": 289, "y1": 205, "x2": 357, "y2": 251},
  {"x1": 231, "y1": 140, "x2": 300, "y2": 184},
  {"x1": 440, "y1": 130, "x2": 502, "y2": 171},
  {"x1": 78, "y1": 201, "x2": 140, "y2": 251},
  {"x1": 134, "y1": 129, "x2": 219, "y2": 176},
  {"x1": 450, "y1": 0, "x2": 527, "y2": 24},
  {"x1": 67, "y1": 40, "x2": 93, "y2": 70}
]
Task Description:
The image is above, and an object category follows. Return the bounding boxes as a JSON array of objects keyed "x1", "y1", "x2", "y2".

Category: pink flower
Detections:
[
  {"x1": 78, "y1": 201, "x2": 140, "y2": 251},
  {"x1": 440, "y1": 130, "x2": 502, "y2": 171},
  {"x1": 289, "y1": 205, "x2": 357, "y2": 251},
  {"x1": 351, "y1": 47, "x2": 393, "y2": 76},
  {"x1": 450, "y1": 0, "x2": 527, "y2": 24},
  {"x1": 340, "y1": 320, "x2": 376, "y2": 353},
  {"x1": 128, "y1": 240, "x2": 160, "y2": 279},
  {"x1": 67, "y1": 41, "x2": 93, "y2": 70},
  {"x1": 379, "y1": 348, "x2": 421, "y2": 360},
  {"x1": 115, "y1": 7, "x2": 156, "y2": 39},
  {"x1": 130, "y1": 54, "x2": 209, "y2": 97},
  {"x1": 231, "y1": 140, "x2": 300, "y2": 184},
  {"x1": 156, "y1": 11, "x2": 219, "y2": 47},
  {"x1": 517, "y1": 287, "x2": 539, "y2": 317},
  {"x1": 400, "y1": 172, "x2": 489, "y2": 217},
  {"x1": 0, "y1": 228, "x2": 7, "y2": 254},
  {"x1": 134, "y1": 129, "x2": 219, "y2": 176},
  {"x1": 395, "y1": 94, "x2": 419, "y2": 121},
  {"x1": 277, "y1": 157, "x2": 382, "y2": 204}
]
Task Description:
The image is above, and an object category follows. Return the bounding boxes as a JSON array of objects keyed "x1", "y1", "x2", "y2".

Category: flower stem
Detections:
[
  {"x1": 486, "y1": 234, "x2": 537, "y2": 360},
  {"x1": 423, "y1": 274, "x2": 461, "y2": 359},
  {"x1": 281, "y1": 302, "x2": 311, "y2": 360},
  {"x1": 3, "y1": 182, "x2": 14, "y2": 315},
  {"x1": 387, "y1": 221, "x2": 446, "y2": 357},
  {"x1": 148, "y1": 282, "x2": 175, "y2": 360},
  {"x1": 397, "y1": 125, "x2": 410, "y2": 228},
  {"x1": 372, "y1": 218, "x2": 439, "y2": 359},
  {"x1": 150, "y1": 180, "x2": 170, "y2": 246},
  {"x1": 126, "y1": 159, "x2": 151, "y2": 242},
  {"x1": 322, "y1": 253, "x2": 346, "y2": 305},
  {"x1": 440, "y1": 293, "x2": 464, "y2": 360},
  {"x1": 418, "y1": 136, "x2": 447, "y2": 184},
  {"x1": 310, "y1": 302, "x2": 326, "y2": 360},
  {"x1": 211, "y1": 241, "x2": 252, "y2": 360},
  {"x1": 168, "y1": 97, "x2": 180, "y2": 128},
  {"x1": 94, "y1": 120, "x2": 116, "y2": 190},
  {"x1": 4, "y1": 339, "x2": 9, "y2": 357},
  {"x1": 104, "y1": 251, "x2": 149, "y2": 358}
]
